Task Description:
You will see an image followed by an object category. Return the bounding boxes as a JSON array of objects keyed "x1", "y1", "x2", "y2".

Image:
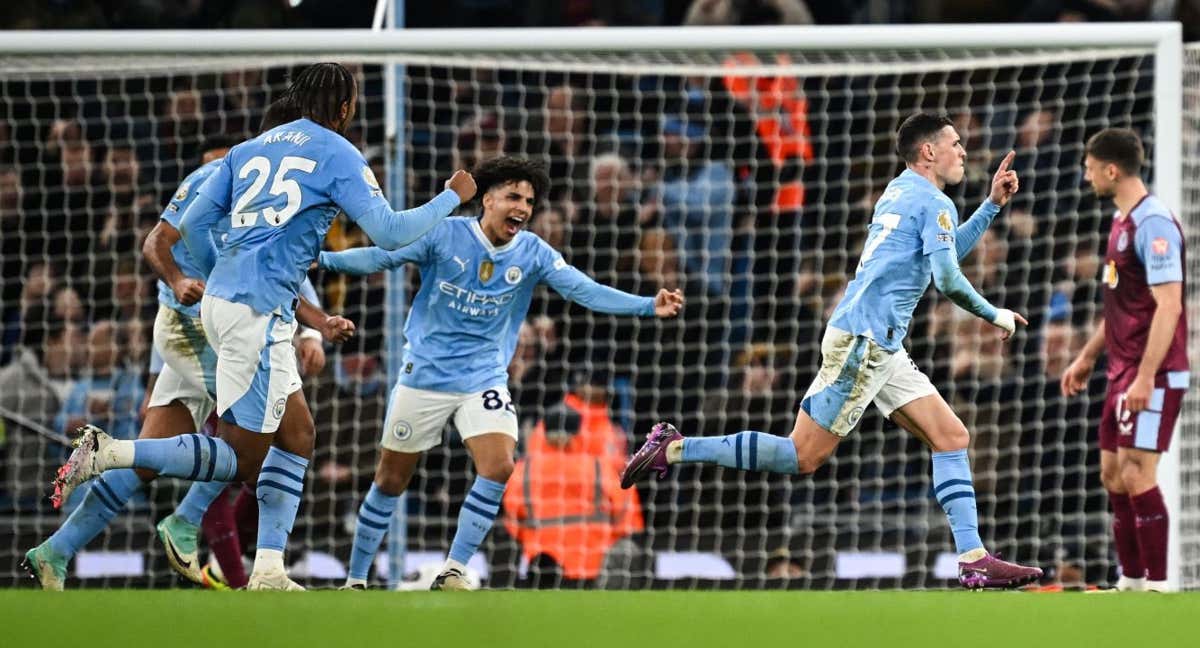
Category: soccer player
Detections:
[
  {"x1": 49, "y1": 62, "x2": 477, "y2": 590},
  {"x1": 1061, "y1": 128, "x2": 1188, "y2": 592},
  {"x1": 317, "y1": 156, "x2": 683, "y2": 590},
  {"x1": 21, "y1": 101, "x2": 344, "y2": 591},
  {"x1": 622, "y1": 112, "x2": 1046, "y2": 589}
]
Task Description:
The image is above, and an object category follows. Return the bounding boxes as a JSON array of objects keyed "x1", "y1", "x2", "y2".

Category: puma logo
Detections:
[{"x1": 452, "y1": 256, "x2": 469, "y2": 273}]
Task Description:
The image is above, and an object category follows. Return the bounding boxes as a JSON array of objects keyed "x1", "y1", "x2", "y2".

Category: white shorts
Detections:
[
  {"x1": 148, "y1": 305, "x2": 217, "y2": 431},
  {"x1": 380, "y1": 383, "x2": 518, "y2": 453},
  {"x1": 200, "y1": 295, "x2": 301, "y2": 434},
  {"x1": 800, "y1": 326, "x2": 937, "y2": 437}
]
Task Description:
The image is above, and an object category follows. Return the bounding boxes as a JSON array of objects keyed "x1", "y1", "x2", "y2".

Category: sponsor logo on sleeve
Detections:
[
  {"x1": 361, "y1": 165, "x2": 382, "y2": 197},
  {"x1": 1152, "y1": 237, "x2": 1169, "y2": 256},
  {"x1": 937, "y1": 209, "x2": 953, "y2": 232}
]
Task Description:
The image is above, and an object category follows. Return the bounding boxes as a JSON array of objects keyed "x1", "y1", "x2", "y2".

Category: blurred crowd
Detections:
[{"x1": 0, "y1": 0, "x2": 1191, "y2": 588}]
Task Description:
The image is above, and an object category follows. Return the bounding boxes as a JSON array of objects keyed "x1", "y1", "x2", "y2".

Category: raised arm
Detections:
[
  {"x1": 354, "y1": 188, "x2": 462, "y2": 250},
  {"x1": 956, "y1": 150, "x2": 1019, "y2": 261},
  {"x1": 542, "y1": 260, "x2": 682, "y2": 318},
  {"x1": 334, "y1": 152, "x2": 476, "y2": 250}
]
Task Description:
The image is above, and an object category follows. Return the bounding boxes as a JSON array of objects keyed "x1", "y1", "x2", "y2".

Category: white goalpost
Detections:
[{"x1": 0, "y1": 23, "x2": 1192, "y2": 590}]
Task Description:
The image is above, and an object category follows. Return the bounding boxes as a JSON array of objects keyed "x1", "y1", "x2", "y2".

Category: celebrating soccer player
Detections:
[
  {"x1": 46, "y1": 63, "x2": 476, "y2": 590},
  {"x1": 1061, "y1": 128, "x2": 1188, "y2": 592},
  {"x1": 317, "y1": 156, "x2": 683, "y2": 590},
  {"x1": 622, "y1": 112, "x2": 1045, "y2": 589},
  {"x1": 21, "y1": 98, "x2": 345, "y2": 590}
]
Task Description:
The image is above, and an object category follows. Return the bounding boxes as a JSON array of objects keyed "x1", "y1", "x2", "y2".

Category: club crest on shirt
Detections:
[
  {"x1": 361, "y1": 165, "x2": 382, "y2": 197},
  {"x1": 505, "y1": 266, "x2": 522, "y2": 285},
  {"x1": 1117, "y1": 230, "x2": 1129, "y2": 252},
  {"x1": 937, "y1": 210, "x2": 953, "y2": 232},
  {"x1": 1152, "y1": 237, "x2": 1169, "y2": 256},
  {"x1": 1103, "y1": 260, "x2": 1119, "y2": 289},
  {"x1": 479, "y1": 260, "x2": 494, "y2": 282}
]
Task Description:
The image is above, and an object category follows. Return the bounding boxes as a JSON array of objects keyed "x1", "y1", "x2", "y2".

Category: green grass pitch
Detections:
[{"x1": 3, "y1": 589, "x2": 1197, "y2": 648}]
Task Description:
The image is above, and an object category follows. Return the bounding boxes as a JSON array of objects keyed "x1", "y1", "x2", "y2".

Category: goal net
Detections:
[{"x1": 0, "y1": 27, "x2": 1194, "y2": 590}]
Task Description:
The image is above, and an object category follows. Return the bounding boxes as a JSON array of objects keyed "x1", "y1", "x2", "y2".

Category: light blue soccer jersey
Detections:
[
  {"x1": 157, "y1": 160, "x2": 223, "y2": 317},
  {"x1": 319, "y1": 216, "x2": 655, "y2": 394},
  {"x1": 829, "y1": 169, "x2": 958, "y2": 352},
  {"x1": 188, "y1": 118, "x2": 457, "y2": 322}
]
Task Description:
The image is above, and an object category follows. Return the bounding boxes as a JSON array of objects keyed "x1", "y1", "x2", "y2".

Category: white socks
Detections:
[
  {"x1": 442, "y1": 558, "x2": 467, "y2": 574},
  {"x1": 958, "y1": 548, "x2": 988, "y2": 563},
  {"x1": 254, "y1": 548, "x2": 286, "y2": 573}
]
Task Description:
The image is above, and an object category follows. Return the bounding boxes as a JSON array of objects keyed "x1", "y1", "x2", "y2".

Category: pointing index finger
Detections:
[{"x1": 997, "y1": 150, "x2": 1016, "y2": 173}]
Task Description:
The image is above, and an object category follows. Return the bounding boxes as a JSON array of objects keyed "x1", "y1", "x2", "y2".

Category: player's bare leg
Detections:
[
  {"x1": 788, "y1": 409, "x2": 842, "y2": 474},
  {"x1": 342, "y1": 448, "x2": 422, "y2": 590},
  {"x1": 1117, "y1": 447, "x2": 1167, "y2": 591},
  {"x1": 430, "y1": 433, "x2": 515, "y2": 591},
  {"x1": 892, "y1": 394, "x2": 1042, "y2": 589}
]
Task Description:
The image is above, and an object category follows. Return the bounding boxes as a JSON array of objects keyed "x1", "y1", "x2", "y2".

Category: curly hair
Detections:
[
  {"x1": 470, "y1": 156, "x2": 550, "y2": 206},
  {"x1": 285, "y1": 62, "x2": 357, "y2": 134}
]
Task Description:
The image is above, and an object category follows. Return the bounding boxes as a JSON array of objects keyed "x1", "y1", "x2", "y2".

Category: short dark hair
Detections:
[
  {"x1": 259, "y1": 95, "x2": 301, "y2": 133},
  {"x1": 471, "y1": 156, "x2": 549, "y2": 206},
  {"x1": 1086, "y1": 127, "x2": 1143, "y2": 176},
  {"x1": 285, "y1": 63, "x2": 357, "y2": 133},
  {"x1": 896, "y1": 113, "x2": 955, "y2": 163}
]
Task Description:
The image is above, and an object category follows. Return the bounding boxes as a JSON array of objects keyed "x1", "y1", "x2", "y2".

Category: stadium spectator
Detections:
[
  {"x1": 530, "y1": 203, "x2": 569, "y2": 253},
  {"x1": 537, "y1": 84, "x2": 593, "y2": 201},
  {"x1": 503, "y1": 400, "x2": 644, "y2": 588},
  {"x1": 0, "y1": 305, "x2": 82, "y2": 508},
  {"x1": 524, "y1": 370, "x2": 629, "y2": 467},
  {"x1": 156, "y1": 88, "x2": 205, "y2": 186},
  {"x1": 55, "y1": 320, "x2": 141, "y2": 440},
  {"x1": 50, "y1": 285, "x2": 85, "y2": 325},
  {"x1": 453, "y1": 111, "x2": 507, "y2": 175},
  {"x1": 508, "y1": 319, "x2": 565, "y2": 432},
  {"x1": 655, "y1": 114, "x2": 737, "y2": 298},
  {"x1": 1, "y1": 262, "x2": 55, "y2": 366}
]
